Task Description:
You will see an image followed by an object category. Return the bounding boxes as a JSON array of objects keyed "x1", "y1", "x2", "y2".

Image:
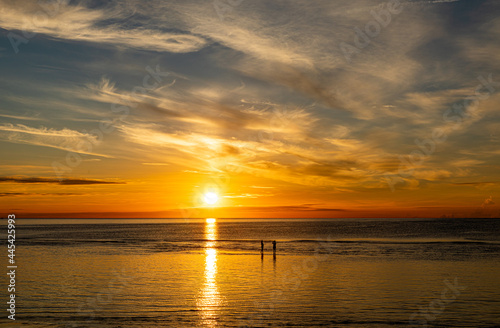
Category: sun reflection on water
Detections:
[{"x1": 197, "y1": 218, "x2": 222, "y2": 327}]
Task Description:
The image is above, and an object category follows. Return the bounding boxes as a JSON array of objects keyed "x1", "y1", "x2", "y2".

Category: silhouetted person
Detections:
[
  {"x1": 272, "y1": 240, "x2": 276, "y2": 253},
  {"x1": 261, "y1": 240, "x2": 264, "y2": 253}
]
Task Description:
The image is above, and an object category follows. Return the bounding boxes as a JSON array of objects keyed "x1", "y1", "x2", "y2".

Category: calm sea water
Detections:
[{"x1": 2, "y1": 218, "x2": 500, "y2": 327}]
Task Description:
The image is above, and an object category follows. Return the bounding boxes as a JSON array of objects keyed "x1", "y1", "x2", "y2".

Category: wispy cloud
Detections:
[
  {"x1": 0, "y1": 192, "x2": 81, "y2": 197},
  {"x1": 0, "y1": 123, "x2": 112, "y2": 158},
  {"x1": 0, "y1": 0, "x2": 208, "y2": 53},
  {"x1": 0, "y1": 112, "x2": 43, "y2": 121},
  {"x1": 0, "y1": 176, "x2": 124, "y2": 185},
  {"x1": 223, "y1": 193, "x2": 269, "y2": 199}
]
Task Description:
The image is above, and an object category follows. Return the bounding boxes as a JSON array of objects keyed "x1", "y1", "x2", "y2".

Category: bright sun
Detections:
[{"x1": 203, "y1": 192, "x2": 219, "y2": 205}]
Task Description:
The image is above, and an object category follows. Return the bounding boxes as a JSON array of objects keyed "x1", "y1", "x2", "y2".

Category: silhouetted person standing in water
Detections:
[
  {"x1": 261, "y1": 240, "x2": 264, "y2": 253},
  {"x1": 272, "y1": 240, "x2": 276, "y2": 253}
]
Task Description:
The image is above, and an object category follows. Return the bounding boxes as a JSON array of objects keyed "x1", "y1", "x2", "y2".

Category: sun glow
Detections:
[{"x1": 203, "y1": 192, "x2": 219, "y2": 205}]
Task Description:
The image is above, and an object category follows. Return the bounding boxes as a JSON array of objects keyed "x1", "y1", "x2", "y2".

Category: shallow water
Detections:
[{"x1": 3, "y1": 218, "x2": 500, "y2": 327}]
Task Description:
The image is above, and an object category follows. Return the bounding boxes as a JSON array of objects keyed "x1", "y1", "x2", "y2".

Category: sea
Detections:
[{"x1": 2, "y1": 218, "x2": 500, "y2": 327}]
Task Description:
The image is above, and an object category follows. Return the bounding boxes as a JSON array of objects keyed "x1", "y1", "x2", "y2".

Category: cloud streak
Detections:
[
  {"x1": 0, "y1": 176, "x2": 124, "y2": 185},
  {"x1": 0, "y1": 0, "x2": 208, "y2": 53},
  {"x1": 0, "y1": 123, "x2": 112, "y2": 158},
  {"x1": 0, "y1": 192, "x2": 81, "y2": 197}
]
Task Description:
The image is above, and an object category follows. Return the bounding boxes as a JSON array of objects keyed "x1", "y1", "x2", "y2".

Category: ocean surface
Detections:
[{"x1": 2, "y1": 218, "x2": 500, "y2": 327}]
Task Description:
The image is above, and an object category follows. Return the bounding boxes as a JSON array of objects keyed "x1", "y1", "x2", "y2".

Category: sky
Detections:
[{"x1": 0, "y1": 0, "x2": 499, "y2": 218}]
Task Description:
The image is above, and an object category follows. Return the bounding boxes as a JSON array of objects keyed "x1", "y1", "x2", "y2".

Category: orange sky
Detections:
[{"x1": 1, "y1": 0, "x2": 499, "y2": 219}]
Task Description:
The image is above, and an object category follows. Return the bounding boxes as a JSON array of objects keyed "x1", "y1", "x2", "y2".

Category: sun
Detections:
[{"x1": 203, "y1": 192, "x2": 219, "y2": 205}]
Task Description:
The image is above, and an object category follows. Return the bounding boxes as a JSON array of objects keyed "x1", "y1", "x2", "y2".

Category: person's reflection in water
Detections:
[
  {"x1": 261, "y1": 249, "x2": 264, "y2": 277},
  {"x1": 261, "y1": 240, "x2": 264, "y2": 281},
  {"x1": 272, "y1": 240, "x2": 276, "y2": 272},
  {"x1": 273, "y1": 250, "x2": 276, "y2": 273}
]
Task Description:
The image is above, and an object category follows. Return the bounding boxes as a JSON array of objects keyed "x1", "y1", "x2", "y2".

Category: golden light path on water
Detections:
[{"x1": 197, "y1": 218, "x2": 222, "y2": 327}]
